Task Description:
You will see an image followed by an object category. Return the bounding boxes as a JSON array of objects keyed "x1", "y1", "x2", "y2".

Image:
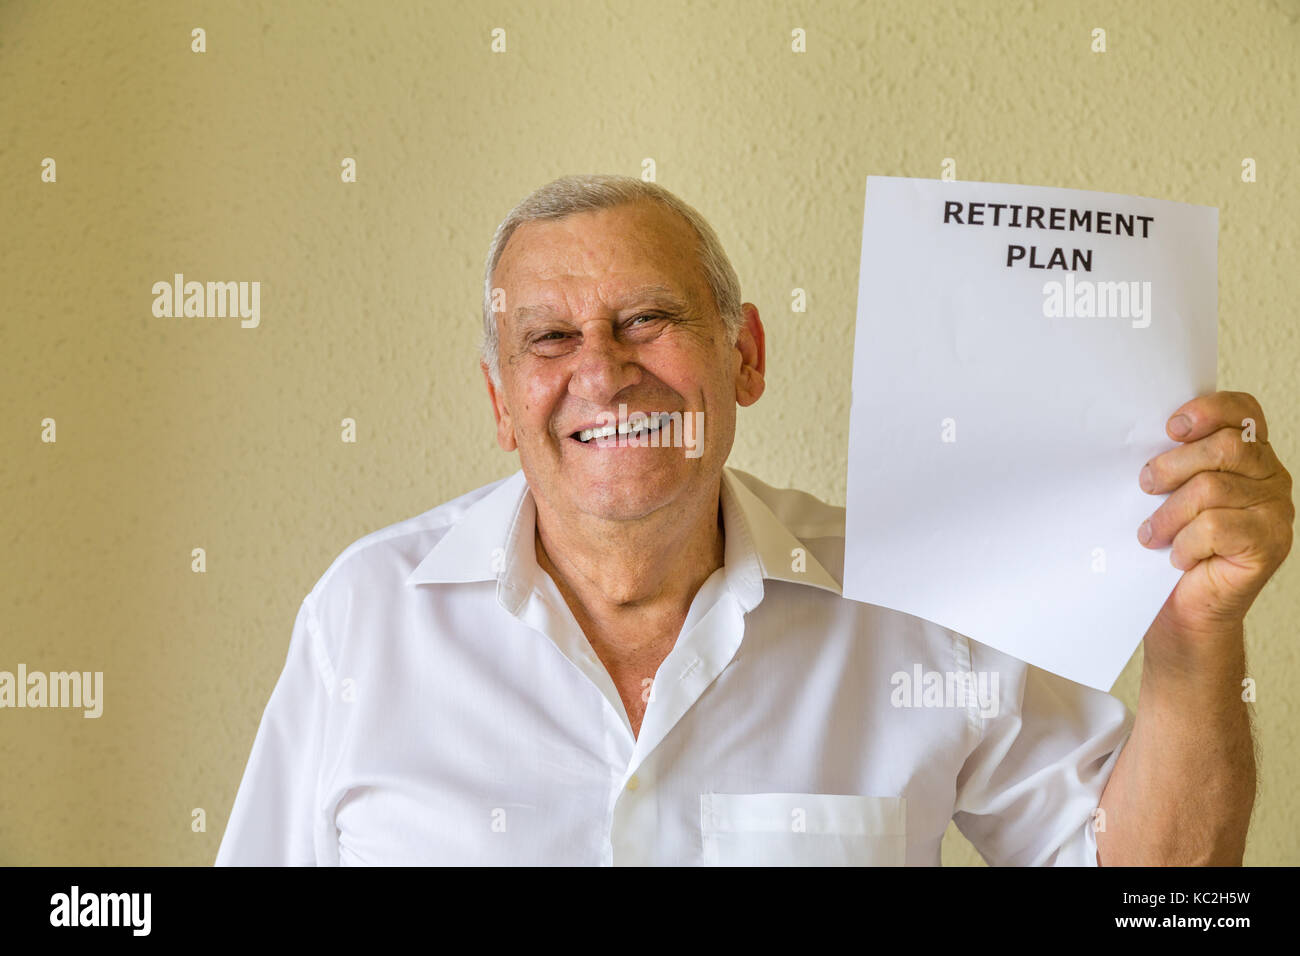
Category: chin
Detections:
[{"x1": 578, "y1": 480, "x2": 680, "y2": 520}]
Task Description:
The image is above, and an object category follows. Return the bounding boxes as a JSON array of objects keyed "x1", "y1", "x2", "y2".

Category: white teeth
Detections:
[
  {"x1": 617, "y1": 414, "x2": 663, "y2": 436},
  {"x1": 577, "y1": 414, "x2": 665, "y2": 443}
]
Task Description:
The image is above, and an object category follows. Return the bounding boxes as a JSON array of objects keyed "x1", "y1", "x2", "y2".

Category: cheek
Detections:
[
  {"x1": 515, "y1": 376, "x2": 563, "y2": 428},
  {"x1": 652, "y1": 352, "x2": 710, "y2": 393}
]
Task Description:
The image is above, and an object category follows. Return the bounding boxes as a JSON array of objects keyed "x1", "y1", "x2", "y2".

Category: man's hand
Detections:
[
  {"x1": 1097, "y1": 390, "x2": 1291, "y2": 866},
  {"x1": 1136, "y1": 389, "x2": 1293, "y2": 654}
]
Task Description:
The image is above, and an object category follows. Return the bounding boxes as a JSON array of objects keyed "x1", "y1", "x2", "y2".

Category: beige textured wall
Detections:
[{"x1": 1, "y1": 0, "x2": 1296, "y2": 866}]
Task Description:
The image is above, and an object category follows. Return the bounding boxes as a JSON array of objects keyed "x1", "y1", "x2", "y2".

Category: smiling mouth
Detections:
[{"x1": 570, "y1": 413, "x2": 669, "y2": 444}]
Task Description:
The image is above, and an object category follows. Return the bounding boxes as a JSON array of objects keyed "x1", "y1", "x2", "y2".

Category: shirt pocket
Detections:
[{"x1": 700, "y1": 792, "x2": 906, "y2": 866}]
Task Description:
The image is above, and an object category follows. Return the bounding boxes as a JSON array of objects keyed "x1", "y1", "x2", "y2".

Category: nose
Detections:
[{"x1": 568, "y1": 322, "x2": 642, "y2": 403}]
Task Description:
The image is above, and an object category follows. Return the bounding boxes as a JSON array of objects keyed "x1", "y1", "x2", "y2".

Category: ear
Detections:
[
  {"x1": 733, "y1": 303, "x2": 765, "y2": 407},
  {"x1": 481, "y1": 360, "x2": 518, "y2": 452}
]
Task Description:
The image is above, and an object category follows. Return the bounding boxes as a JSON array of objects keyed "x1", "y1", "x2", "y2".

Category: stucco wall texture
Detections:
[{"x1": 1, "y1": 0, "x2": 1296, "y2": 866}]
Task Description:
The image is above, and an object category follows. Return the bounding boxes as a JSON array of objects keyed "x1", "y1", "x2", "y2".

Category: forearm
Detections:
[{"x1": 1095, "y1": 620, "x2": 1256, "y2": 866}]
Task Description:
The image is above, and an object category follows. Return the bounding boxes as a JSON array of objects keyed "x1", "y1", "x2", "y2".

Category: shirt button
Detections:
[{"x1": 626, "y1": 775, "x2": 640, "y2": 791}]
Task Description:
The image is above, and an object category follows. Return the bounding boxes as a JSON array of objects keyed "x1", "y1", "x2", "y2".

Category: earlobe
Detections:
[
  {"x1": 736, "y1": 367, "x2": 765, "y2": 407},
  {"x1": 481, "y1": 361, "x2": 518, "y2": 452},
  {"x1": 494, "y1": 404, "x2": 518, "y2": 452}
]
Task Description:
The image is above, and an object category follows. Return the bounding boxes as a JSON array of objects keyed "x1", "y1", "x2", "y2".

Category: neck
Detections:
[{"x1": 533, "y1": 476, "x2": 725, "y2": 634}]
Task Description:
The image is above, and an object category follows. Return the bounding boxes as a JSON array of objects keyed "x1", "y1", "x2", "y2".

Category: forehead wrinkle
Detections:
[{"x1": 497, "y1": 204, "x2": 710, "y2": 331}]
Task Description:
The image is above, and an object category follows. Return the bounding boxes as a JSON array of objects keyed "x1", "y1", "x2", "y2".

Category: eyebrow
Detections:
[{"x1": 510, "y1": 285, "x2": 691, "y2": 329}]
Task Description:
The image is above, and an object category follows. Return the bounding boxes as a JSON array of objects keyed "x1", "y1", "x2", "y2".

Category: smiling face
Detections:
[{"x1": 482, "y1": 199, "x2": 764, "y2": 524}]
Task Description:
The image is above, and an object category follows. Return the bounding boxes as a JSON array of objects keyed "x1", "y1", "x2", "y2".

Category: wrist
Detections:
[{"x1": 1141, "y1": 615, "x2": 1246, "y2": 688}]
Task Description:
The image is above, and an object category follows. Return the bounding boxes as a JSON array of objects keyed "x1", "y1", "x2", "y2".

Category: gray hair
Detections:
[{"x1": 480, "y1": 174, "x2": 744, "y2": 386}]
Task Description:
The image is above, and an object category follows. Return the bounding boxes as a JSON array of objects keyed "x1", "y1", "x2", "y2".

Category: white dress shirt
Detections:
[{"x1": 215, "y1": 465, "x2": 1134, "y2": 866}]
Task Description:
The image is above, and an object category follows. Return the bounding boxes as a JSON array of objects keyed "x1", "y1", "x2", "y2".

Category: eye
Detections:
[{"x1": 528, "y1": 328, "x2": 575, "y2": 345}]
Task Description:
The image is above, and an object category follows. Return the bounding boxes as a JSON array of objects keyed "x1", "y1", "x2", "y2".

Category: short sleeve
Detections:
[
  {"x1": 215, "y1": 597, "x2": 334, "y2": 866},
  {"x1": 951, "y1": 641, "x2": 1134, "y2": 867}
]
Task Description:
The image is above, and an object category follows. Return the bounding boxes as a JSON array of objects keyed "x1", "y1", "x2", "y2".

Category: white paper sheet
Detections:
[{"x1": 844, "y1": 176, "x2": 1218, "y2": 691}]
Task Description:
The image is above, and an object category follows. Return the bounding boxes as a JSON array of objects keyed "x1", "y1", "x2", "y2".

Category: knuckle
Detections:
[
  {"x1": 1269, "y1": 512, "x2": 1293, "y2": 561},
  {"x1": 1213, "y1": 428, "x2": 1241, "y2": 471},
  {"x1": 1231, "y1": 388, "x2": 1259, "y2": 413},
  {"x1": 1199, "y1": 508, "x2": 1229, "y2": 539},
  {"x1": 1192, "y1": 469, "x2": 1229, "y2": 504}
]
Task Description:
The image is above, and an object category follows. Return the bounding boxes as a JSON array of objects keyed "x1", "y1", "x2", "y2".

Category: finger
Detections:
[
  {"x1": 1168, "y1": 507, "x2": 1270, "y2": 571},
  {"x1": 1139, "y1": 471, "x2": 1280, "y2": 548},
  {"x1": 1141, "y1": 425, "x2": 1282, "y2": 493},
  {"x1": 1165, "y1": 390, "x2": 1267, "y2": 444}
]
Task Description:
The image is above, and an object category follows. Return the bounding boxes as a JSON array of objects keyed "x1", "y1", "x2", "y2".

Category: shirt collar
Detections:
[{"x1": 404, "y1": 466, "x2": 843, "y2": 612}]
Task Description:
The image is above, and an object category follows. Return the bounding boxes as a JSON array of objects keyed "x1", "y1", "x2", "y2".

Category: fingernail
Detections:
[
  {"x1": 1138, "y1": 520, "x2": 1152, "y2": 545},
  {"x1": 1140, "y1": 464, "x2": 1154, "y2": 492},
  {"x1": 1168, "y1": 414, "x2": 1191, "y2": 438}
]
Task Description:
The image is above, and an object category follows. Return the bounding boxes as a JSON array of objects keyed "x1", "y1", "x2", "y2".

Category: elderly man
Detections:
[{"x1": 216, "y1": 174, "x2": 1292, "y2": 866}]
